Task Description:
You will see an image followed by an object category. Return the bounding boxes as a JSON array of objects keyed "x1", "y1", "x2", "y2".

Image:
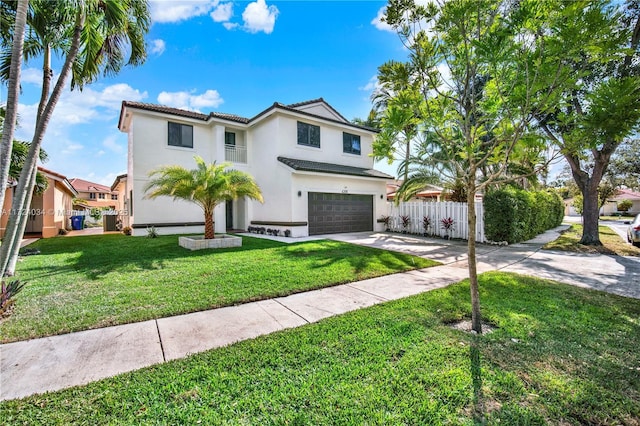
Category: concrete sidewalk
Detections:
[{"x1": 2, "y1": 225, "x2": 639, "y2": 401}]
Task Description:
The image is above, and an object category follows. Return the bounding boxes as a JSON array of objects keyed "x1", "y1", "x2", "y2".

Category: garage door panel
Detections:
[{"x1": 308, "y1": 192, "x2": 373, "y2": 235}]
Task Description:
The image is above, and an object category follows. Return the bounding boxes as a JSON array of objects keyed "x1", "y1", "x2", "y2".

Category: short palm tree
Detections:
[{"x1": 144, "y1": 156, "x2": 263, "y2": 239}]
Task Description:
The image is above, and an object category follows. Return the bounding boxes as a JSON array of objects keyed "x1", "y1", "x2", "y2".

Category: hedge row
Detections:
[{"x1": 484, "y1": 188, "x2": 564, "y2": 243}]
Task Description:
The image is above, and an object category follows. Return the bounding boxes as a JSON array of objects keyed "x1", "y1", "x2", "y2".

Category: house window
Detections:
[
  {"x1": 111, "y1": 194, "x2": 118, "y2": 200},
  {"x1": 225, "y1": 131, "x2": 236, "y2": 146},
  {"x1": 98, "y1": 193, "x2": 105, "y2": 200},
  {"x1": 89, "y1": 193, "x2": 96, "y2": 200},
  {"x1": 343, "y1": 132, "x2": 361, "y2": 155},
  {"x1": 297, "y1": 122, "x2": 320, "y2": 148},
  {"x1": 168, "y1": 122, "x2": 193, "y2": 148}
]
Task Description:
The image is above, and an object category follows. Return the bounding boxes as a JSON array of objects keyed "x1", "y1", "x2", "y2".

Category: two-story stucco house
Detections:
[{"x1": 118, "y1": 98, "x2": 392, "y2": 237}]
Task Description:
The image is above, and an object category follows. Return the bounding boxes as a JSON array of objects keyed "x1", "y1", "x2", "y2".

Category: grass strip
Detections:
[
  {"x1": 2, "y1": 272, "x2": 639, "y2": 424},
  {"x1": 1, "y1": 234, "x2": 436, "y2": 342},
  {"x1": 544, "y1": 224, "x2": 640, "y2": 256}
]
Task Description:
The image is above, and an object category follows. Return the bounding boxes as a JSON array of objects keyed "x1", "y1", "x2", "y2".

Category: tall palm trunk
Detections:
[
  {"x1": 204, "y1": 207, "x2": 215, "y2": 239},
  {"x1": 0, "y1": 0, "x2": 29, "y2": 215},
  {"x1": 5, "y1": 170, "x2": 37, "y2": 276},
  {"x1": 0, "y1": 8, "x2": 85, "y2": 278}
]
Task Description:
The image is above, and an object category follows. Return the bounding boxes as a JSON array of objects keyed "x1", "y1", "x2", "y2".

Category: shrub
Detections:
[
  {"x1": 422, "y1": 216, "x2": 431, "y2": 234},
  {"x1": 1, "y1": 279, "x2": 26, "y2": 314},
  {"x1": 400, "y1": 215, "x2": 411, "y2": 232},
  {"x1": 484, "y1": 188, "x2": 563, "y2": 243},
  {"x1": 284, "y1": 229, "x2": 291, "y2": 237},
  {"x1": 380, "y1": 215, "x2": 391, "y2": 231},
  {"x1": 618, "y1": 199, "x2": 633, "y2": 212},
  {"x1": 146, "y1": 226, "x2": 158, "y2": 238},
  {"x1": 122, "y1": 226, "x2": 132, "y2": 236},
  {"x1": 441, "y1": 217, "x2": 455, "y2": 238}
]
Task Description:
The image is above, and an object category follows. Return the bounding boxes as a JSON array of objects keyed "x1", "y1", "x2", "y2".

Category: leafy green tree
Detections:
[
  {"x1": 535, "y1": 0, "x2": 640, "y2": 245},
  {"x1": 144, "y1": 157, "x2": 264, "y2": 240},
  {"x1": 0, "y1": 0, "x2": 150, "y2": 277},
  {"x1": 606, "y1": 138, "x2": 640, "y2": 191},
  {"x1": 383, "y1": 0, "x2": 559, "y2": 333}
]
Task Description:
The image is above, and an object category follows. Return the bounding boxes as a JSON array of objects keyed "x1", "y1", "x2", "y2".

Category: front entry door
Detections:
[{"x1": 225, "y1": 201, "x2": 233, "y2": 230}]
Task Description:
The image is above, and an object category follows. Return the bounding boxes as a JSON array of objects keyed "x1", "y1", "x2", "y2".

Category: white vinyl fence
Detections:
[{"x1": 386, "y1": 201, "x2": 485, "y2": 242}]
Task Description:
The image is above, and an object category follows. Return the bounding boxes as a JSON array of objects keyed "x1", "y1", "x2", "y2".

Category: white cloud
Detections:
[
  {"x1": 211, "y1": 2, "x2": 233, "y2": 22},
  {"x1": 372, "y1": 7, "x2": 394, "y2": 32},
  {"x1": 242, "y1": 0, "x2": 279, "y2": 34},
  {"x1": 223, "y1": 22, "x2": 239, "y2": 30},
  {"x1": 157, "y1": 89, "x2": 224, "y2": 111},
  {"x1": 21, "y1": 68, "x2": 43, "y2": 85},
  {"x1": 150, "y1": 39, "x2": 166, "y2": 55},
  {"x1": 103, "y1": 134, "x2": 125, "y2": 154},
  {"x1": 150, "y1": 0, "x2": 216, "y2": 23},
  {"x1": 360, "y1": 75, "x2": 380, "y2": 92}
]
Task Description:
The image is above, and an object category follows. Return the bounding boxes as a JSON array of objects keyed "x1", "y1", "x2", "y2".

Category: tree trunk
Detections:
[
  {"x1": 0, "y1": 163, "x2": 36, "y2": 276},
  {"x1": 204, "y1": 209, "x2": 215, "y2": 239},
  {"x1": 467, "y1": 177, "x2": 482, "y2": 334},
  {"x1": 580, "y1": 180, "x2": 602, "y2": 245},
  {"x1": 0, "y1": 0, "x2": 29, "y2": 213},
  {"x1": 5, "y1": 170, "x2": 37, "y2": 276}
]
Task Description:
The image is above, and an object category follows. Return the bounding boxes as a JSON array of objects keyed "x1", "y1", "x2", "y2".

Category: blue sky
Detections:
[{"x1": 5, "y1": 0, "x2": 405, "y2": 186}]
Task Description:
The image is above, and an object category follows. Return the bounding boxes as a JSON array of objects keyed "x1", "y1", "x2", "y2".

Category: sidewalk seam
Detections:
[
  {"x1": 345, "y1": 283, "x2": 390, "y2": 302},
  {"x1": 273, "y1": 299, "x2": 311, "y2": 324},
  {"x1": 155, "y1": 320, "x2": 166, "y2": 363}
]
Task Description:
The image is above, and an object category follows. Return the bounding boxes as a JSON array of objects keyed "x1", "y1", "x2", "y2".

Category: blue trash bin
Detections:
[{"x1": 71, "y1": 216, "x2": 83, "y2": 230}]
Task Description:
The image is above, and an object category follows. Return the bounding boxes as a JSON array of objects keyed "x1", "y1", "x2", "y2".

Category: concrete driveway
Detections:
[{"x1": 328, "y1": 229, "x2": 640, "y2": 300}]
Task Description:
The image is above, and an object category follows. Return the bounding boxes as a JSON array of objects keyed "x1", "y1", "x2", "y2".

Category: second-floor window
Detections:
[
  {"x1": 297, "y1": 122, "x2": 320, "y2": 148},
  {"x1": 89, "y1": 193, "x2": 96, "y2": 199},
  {"x1": 168, "y1": 122, "x2": 193, "y2": 148},
  {"x1": 343, "y1": 132, "x2": 361, "y2": 155},
  {"x1": 225, "y1": 131, "x2": 236, "y2": 146},
  {"x1": 111, "y1": 194, "x2": 118, "y2": 200},
  {"x1": 98, "y1": 193, "x2": 106, "y2": 199}
]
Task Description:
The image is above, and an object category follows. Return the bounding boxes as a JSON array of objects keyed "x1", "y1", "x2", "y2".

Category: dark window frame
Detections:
[
  {"x1": 98, "y1": 193, "x2": 106, "y2": 200},
  {"x1": 111, "y1": 194, "x2": 118, "y2": 200},
  {"x1": 225, "y1": 131, "x2": 236, "y2": 146},
  {"x1": 168, "y1": 122, "x2": 194, "y2": 148},
  {"x1": 343, "y1": 132, "x2": 361, "y2": 155},
  {"x1": 297, "y1": 121, "x2": 321, "y2": 148},
  {"x1": 89, "y1": 192, "x2": 96, "y2": 200}
]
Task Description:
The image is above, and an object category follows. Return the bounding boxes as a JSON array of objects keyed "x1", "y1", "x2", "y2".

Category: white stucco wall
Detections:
[
  {"x1": 128, "y1": 111, "x2": 228, "y2": 233},
  {"x1": 123, "y1": 102, "x2": 387, "y2": 236}
]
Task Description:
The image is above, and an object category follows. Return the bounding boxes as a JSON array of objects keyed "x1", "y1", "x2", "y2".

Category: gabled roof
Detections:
[
  {"x1": 69, "y1": 178, "x2": 112, "y2": 193},
  {"x1": 609, "y1": 188, "x2": 640, "y2": 201},
  {"x1": 119, "y1": 98, "x2": 378, "y2": 133},
  {"x1": 110, "y1": 173, "x2": 127, "y2": 191},
  {"x1": 38, "y1": 166, "x2": 78, "y2": 196},
  {"x1": 277, "y1": 156, "x2": 392, "y2": 180}
]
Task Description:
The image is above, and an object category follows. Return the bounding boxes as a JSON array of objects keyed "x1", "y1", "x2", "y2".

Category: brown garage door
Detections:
[{"x1": 308, "y1": 192, "x2": 373, "y2": 235}]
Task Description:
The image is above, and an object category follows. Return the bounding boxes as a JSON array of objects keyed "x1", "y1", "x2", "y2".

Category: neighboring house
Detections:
[
  {"x1": 110, "y1": 174, "x2": 129, "y2": 228},
  {"x1": 118, "y1": 98, "x2": 392, "y2": 237},
  {"x1": 1, "y1": 167, "x2": 78, "y2": 238},
  {"x1": 386, "y1": 180, "x2": 446, "y2": 202},
  {"x1": 386, "y1": 180, "x2": 483, "y2": 202},
  {"x1": 70, "y1": 178, "x2": 119, "y2": 210},
  {"x1": 601, "y1": 189, "x2": 640, "y2": 215}
]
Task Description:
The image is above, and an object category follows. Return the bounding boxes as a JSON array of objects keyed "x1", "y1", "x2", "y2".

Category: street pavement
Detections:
[{"x1": 1, "y1": 225, "x2": 639, "y2": 401}]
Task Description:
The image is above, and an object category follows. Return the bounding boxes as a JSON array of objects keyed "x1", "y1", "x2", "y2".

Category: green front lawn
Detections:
[
  {"x1": 0, "y1": 234, "x2": 437, "y2": 343},
  {"x1": 544, "y1": 224, "x2": 640, "y2": 256},
  {"x1": 3, "y1": 272, "x2": 639, "y2": 424}
]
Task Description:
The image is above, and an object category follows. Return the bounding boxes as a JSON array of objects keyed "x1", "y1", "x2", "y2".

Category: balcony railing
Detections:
[{"x1": 225, "y1": 144, "x2": 247, "y2": 164}]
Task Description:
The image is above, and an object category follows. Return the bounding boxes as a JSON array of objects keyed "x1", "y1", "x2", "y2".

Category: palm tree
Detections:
[
  {"x1": 0, "y1": 0, "x2": 29, "y2": 218},
  {"x1": 0, "y1": 0, "x2": 150, "y2": 277},
  {"x1": 144, "y1": 157, "x2": 263, "y2": 240}
]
